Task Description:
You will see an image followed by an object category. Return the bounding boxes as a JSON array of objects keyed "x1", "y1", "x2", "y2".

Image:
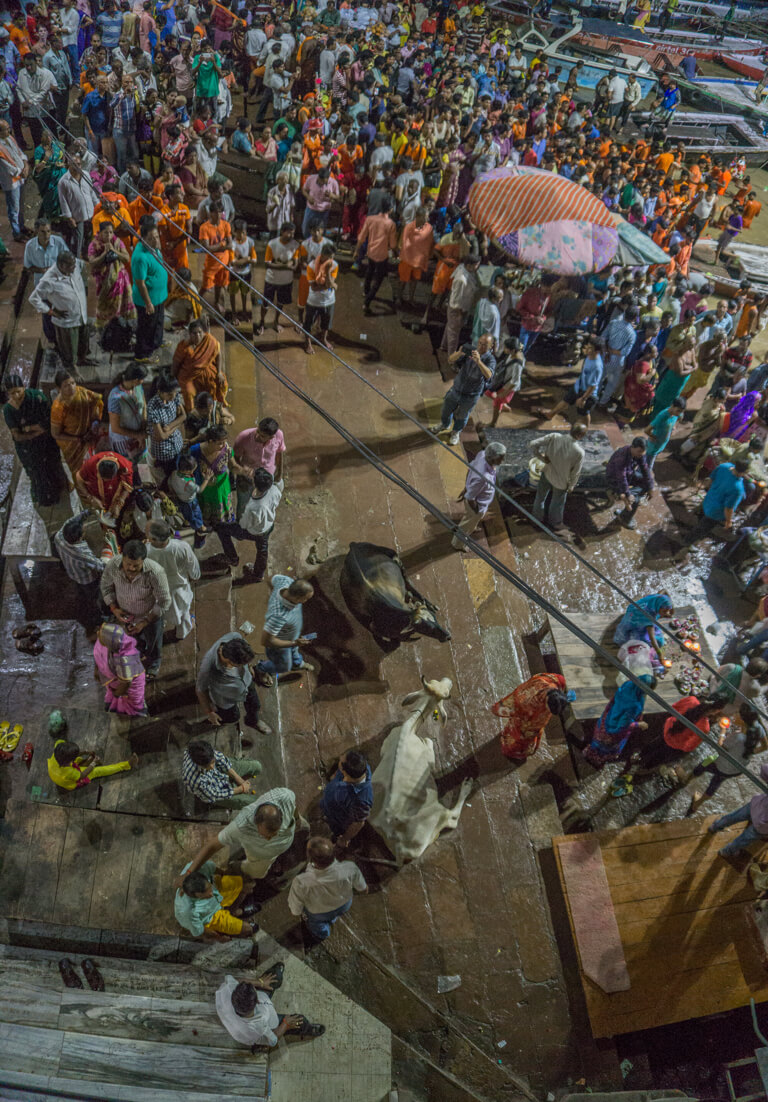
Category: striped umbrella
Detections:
[{"x1": 469, "y1": 166, "x2": 619, "y2": 275}]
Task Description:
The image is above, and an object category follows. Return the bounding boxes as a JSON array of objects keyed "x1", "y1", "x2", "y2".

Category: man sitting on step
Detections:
[{"x1": 215, "y1": 969, "x2": 325, "y2": 1050}]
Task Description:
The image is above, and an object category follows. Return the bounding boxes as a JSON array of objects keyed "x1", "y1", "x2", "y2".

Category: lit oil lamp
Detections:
[
  {"x1": 663, "y1": 658, "x2": 673, "y2": 668},
  {"x1": 719, "y1": 717, "x2": 731, "y2": 731}
]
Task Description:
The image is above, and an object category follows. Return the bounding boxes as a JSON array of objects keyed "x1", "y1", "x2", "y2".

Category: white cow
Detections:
[{"x1": 369, "y1": 676, "x2": 473, "y2": 864}]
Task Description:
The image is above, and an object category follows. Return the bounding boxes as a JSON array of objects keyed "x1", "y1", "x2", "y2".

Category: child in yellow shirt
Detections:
[{"x1": 47, "y1": 739, "x2": 138, "y2": 791}]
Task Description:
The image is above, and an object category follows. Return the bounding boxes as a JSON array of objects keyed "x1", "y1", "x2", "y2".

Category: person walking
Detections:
[
  {"x1": 355, "y1": 196, "x2": 397, "y2": 314},
  {"x1": 451, "y1": 441, "x2": 506, "y2": 550},
  {"x1": 195, "y1": 631, "x2": 271, "y2": 735},
  {"x1": 708, "y1": 761, "x2": 768, "y2": 859},
  {"x1": 216, "y1": 467, "x2": 283, "y2": 581},
  {"x1": 57, "y1": 152, "x2": 97, "y2": 258},
  {"x1": 530, "y1": 424, "x2": 587, "y2": 533},
  {"x1": 287, "y1": 836, "x2": 368, "y2": 942},
  {"x1": 440, "y1": 254, "x2": 481, "y2": 356},
  {"x1": 434, "y1": 334, "x2": 496, "y2": 446}
]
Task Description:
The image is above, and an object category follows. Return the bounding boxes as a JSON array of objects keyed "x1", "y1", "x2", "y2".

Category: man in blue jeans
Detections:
[
  {"x1": 318, "y1": 749, "x2": 373, "y2": 849},
  {"x1": 433, "y1": 333, "x2": 496, "y2": 447},
  {"x1": 709, "y1": 762, "x2": 768, "y2": 857},
  {"x1": 287, "y1": 836, "x2": 367, "y2": 942},
  {"x1": 255, "y1": 575, "x2": 315, "y2": 686}
]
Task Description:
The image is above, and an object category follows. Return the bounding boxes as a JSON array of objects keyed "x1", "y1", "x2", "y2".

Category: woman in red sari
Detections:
[
  {"x1": 616, "y1": 359, "x2": 657, "y2": 427},
  {"x1": 491, "y1": 673, "x2": 572, "y2": 761}
]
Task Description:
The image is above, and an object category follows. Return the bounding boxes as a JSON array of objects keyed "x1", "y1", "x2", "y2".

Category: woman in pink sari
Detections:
[
  {"x1": 87, "y1": 222, "x2": 135, "y2": 327},
  {"x1": 93, "y1": 623, "x2": 147, "y2": 716}
]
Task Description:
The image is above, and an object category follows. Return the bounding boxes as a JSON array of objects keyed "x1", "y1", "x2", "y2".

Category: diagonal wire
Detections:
[{"x1": 33, "y1": 104, "x2": 768, "y2": 728}]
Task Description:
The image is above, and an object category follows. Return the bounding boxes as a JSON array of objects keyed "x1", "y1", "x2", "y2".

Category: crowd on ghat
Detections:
[{"x1": 5, "y1": 0, "x2": 768, "y2": 1040}]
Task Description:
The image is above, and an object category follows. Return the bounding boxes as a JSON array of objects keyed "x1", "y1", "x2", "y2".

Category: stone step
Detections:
[
  {"x1": 0, "y1": 1068, "x2": 261, "y2": 1102},
  {"x1": 1, "y1": 978, "x2": 242, "y2": 1051},
  {"x1": 0, "y1": 1021, "x2": 268, "y2": 1098}
]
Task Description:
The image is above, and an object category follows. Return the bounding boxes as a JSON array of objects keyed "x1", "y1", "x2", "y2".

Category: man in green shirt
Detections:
[
  {"x1": 319, "y1": 1, "x2": 340, "y2": 26},
  {"x1": 272, "y1": 105, "x2": 299, "y2": 142},
  {"x1": 132, "y1": 215, "x2": 169, "y2": 361},
  {"x1": 191, "y1": 46, "x2": 222, "y2": 111}
]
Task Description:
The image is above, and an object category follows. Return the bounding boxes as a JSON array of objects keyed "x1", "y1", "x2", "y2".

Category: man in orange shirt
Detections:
[
  {"x1": 396, "y1": 206, "x2": 434, "y2": 306},
  {"x1": 354, "y1": 196, "x2": 397, "y2": 315},
  {"x1": 198, "y1": 202, "x2": 233, "y2": 311},
  {"x1": 159, "y1": 183, "x2": 191, "y2": 269},
  {"x1": 92, "y1": 194, "x2": 135, "y2": 246},
  {"x1": 128, "y1": 178, "x2": 158, "y2": 229},
  {"x1": 655, "y1": 143, "x2": 675, "y2": 178},
  {"x1": 743, "y1": 192, "x2": 762, "y2": 230}
]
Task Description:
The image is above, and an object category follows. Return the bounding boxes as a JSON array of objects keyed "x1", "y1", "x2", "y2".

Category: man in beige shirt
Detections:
[
  {"x1": 530, "y1": 424, "x2": 587, "y2": 533},
  {"x1": 100, "y1": 538, "x2": 171, "y2": 676}
]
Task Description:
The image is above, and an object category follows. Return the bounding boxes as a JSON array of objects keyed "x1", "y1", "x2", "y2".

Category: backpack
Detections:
[{"x1": 101, "y1": 316, "x2": 135, "y2": 355}]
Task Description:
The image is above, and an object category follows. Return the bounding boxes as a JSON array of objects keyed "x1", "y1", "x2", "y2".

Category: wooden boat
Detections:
[
  {"x1": 517, "y1": 25, "x2": 658, "y2": 98},
  {"x1": 575, "y1": 16, "x2": 766, "y2": 61}
]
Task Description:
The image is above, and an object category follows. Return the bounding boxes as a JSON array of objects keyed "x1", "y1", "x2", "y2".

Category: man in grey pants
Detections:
[{"x1": 530, "y1": 424, "x2": 587, "y2": 533}]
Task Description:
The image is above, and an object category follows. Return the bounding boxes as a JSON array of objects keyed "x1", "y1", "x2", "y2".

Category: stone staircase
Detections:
[{"x1": 0, "y1": 934, "x2": 392, "y2": 1102}]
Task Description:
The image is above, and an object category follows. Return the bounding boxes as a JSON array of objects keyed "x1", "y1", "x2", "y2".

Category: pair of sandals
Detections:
[
  {"x1": 58, "y1": 957, "x2": 104, "y2": 991},
  {"x1": 0, "y1": 722, "x2": 23, "y2": 755},
  {"x1": 13, "y1": 624, "x2": 43, "y2": 655}
]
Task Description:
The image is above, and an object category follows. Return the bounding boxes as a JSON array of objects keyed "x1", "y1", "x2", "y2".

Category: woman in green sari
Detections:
[
  {"x1": 3, "y1": 373, "x2": 68, "y2": 505},
  {"x1": 189, "y1": 425, "x2": 245, "y2": 526},
  {"x1": 32, "y1": 130, "x2": 67, "y2": 219}
]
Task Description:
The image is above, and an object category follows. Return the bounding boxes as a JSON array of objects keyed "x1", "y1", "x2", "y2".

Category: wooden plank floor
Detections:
[
  {"x1": 548, "y1": 605, "x2": 716, "y2": 721},
  {"x1": 0, "y1": 799, "x2": 215, "y2": 936},
  {"x1": 553, "y1": 817, "x2": 768, "y2": 1038}
]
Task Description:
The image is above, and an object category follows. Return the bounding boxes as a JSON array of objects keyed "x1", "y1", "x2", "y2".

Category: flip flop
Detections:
[
  {"x1": 0, "y1": 722, "x2": 10, "y2": 749},
  {"x1": 254, "y1": 669, "x2": 274, "y2": 688},
  {"x1": 15, "y1": 638, "x2": 43, "y2": 655},
  {"x1": 12, "y1": 624, "x2": 40, "y2": 639},
  {"x1": 289, "y1": 1018, "x2": 325, "y2": 1038},
  {"x1": 82, "y1": 958, "x2": 105, "y2": 991},
  {"x1": 263, "y1": 961, "x2": 285, "y2": 991},
  {"x1": 58, "y1": 958, "x2": 83, "y2": 989},
  {"x1": 5, "y1": 724, "x2": 23, "y2": 752}
]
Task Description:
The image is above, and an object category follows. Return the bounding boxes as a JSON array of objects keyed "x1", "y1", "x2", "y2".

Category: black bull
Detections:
[{"x1": 339, "y1": 542, "x2": 451, "y2": 644}]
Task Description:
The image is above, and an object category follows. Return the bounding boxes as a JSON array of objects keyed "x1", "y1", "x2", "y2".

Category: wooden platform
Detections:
[
  {"x1": 0, "y1": 799, "x2": 215, "y2": 936},
  {"x1": 553, "y1": 818, "x2": 768, "y2": 1038},
  {"x1": 548, "y1": 605, "x2": 716, "y2": 721}
]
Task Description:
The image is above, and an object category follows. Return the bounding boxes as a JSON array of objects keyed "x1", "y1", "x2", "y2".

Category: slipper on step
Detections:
[
  {"x1": 286, "y1": 1018, "x2": 325, "y2": 1038},
  {"x1": 12, "y1": 624, "x2": 40, "y2": 639},
  {"x1": 58, "y1": 958, "x2": 83, "y2": 989},
  {"x1": 254, "y1": 669, "x2": 274, "y2": 688},
  {"x1": 82, "y1": 958, "x2": 105, "y2": 991},
  {"x1": 15, "y1": 638, "x2": 43, "y2": 655},
  {"x1": 265, "y1": 961, "x2": 284, "y2": 991},
  {"x1": 5, "y1": 724, "x2": 23, "y2": 752}
]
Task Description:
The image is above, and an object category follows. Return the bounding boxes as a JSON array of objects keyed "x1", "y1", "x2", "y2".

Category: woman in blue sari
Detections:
[
  {"x1": 613, "y1": 592, "x2": 674, "y2": 661},
  {"x1": 583, "y1": 675, "x2": 655, "y2": 768}
]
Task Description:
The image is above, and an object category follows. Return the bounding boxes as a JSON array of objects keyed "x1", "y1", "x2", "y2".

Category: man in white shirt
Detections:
[
  {"x1": 287, "y1": 836, "x2": 367, "y2": 942},
  {"x1": 57, "y1": 152, "x2": 97, "y2": 257},
  {"x1": 29, "y1": 250, "x2": 93, "y2": 371},
  {"x1": 216, "y1": 468, "x2": 284, "y2": 581},
  {"x1": 606, "y1": 69, "x2": 627, "y2": 132},
  {"x1": 16, "y1": 53, "x2": 57, "y2": 148},
  {"x1": 23, "y1": 217, "x2": 68, "y2": 342},
  {"x1": 215, "y1": 971, "x2": 324, "y2": 1049},
  {"x1": 440, "y1": 254, "x2": 481, "y2": 356},
  {"x1": 58, "y1": 0, "x2": 81, "y2": 80},
  {"x1": 530, "y1": 424, "x2": 587, "y2": 533},
  {"x1": 0, "y1": 116, "x2": 28, "y2": 240}
]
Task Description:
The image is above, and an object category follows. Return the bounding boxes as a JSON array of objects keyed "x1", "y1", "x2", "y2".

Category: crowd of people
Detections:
[{"x1": 3, "y1": 0, "x2": 768, "y2": 1048}]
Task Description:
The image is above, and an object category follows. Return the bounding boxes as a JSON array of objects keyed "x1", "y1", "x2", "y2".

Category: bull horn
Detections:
[{"x1": 423, "y1": 677, "x2": 452, "y2": 699}]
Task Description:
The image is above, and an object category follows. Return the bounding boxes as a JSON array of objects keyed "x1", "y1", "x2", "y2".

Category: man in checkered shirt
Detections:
[{"x1": 182, "y1": 739, "x2": 263, "y2": 810}]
